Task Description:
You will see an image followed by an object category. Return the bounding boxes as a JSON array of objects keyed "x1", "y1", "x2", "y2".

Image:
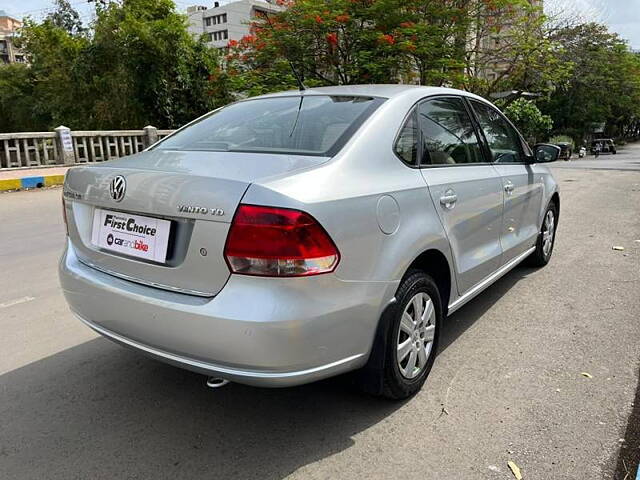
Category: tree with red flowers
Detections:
[
  {"x1": 225, "y1": 0, "x2": 569, "y2": 99},
  {"x1": 225, "y1": 0, "x2": 409, "y2": 92}
]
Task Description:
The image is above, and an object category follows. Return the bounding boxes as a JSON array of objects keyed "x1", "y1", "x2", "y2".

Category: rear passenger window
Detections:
[
  {"x1": 417, "y1": 98, "x2": 485, "y2": 165},
  {"x1": 394, "y1": 110, "x2": 418, "y2": 165},
  {"x1": 471, "y1": 101, "x2": 523, "y2": 163}
]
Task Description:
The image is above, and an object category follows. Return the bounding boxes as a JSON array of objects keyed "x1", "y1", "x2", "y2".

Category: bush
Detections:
[{"x1": 503, "y1": 98, "x2": 553, "y2": 144}]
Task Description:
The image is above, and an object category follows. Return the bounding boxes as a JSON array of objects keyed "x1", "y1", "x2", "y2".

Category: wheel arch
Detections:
[
  {"x1": 403, "y1": 248, "x2": 453, "y2": 317},
  {"x1": 357, "y1": 247, "x2": 453, "y2": 396},
  {"x1": 550, "y1": 191, "x2": 560, "y2": 223}
]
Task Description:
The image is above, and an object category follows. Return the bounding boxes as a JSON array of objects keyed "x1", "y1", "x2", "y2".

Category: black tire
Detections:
[
  {"x1": 360, "y1": 270, "x2": 442, "y2": 400},
  {"x1": 526, "y1": 201, "x2": 558, "y2": 267}
]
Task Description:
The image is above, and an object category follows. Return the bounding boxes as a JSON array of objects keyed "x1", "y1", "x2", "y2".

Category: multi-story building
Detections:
[
  {"x1": 186, "y1": 0, "x2": 283, "y2": 49},
  {"x1": 473, "y1": 0, "x2": 543, "y2": 82},
  {"x1": 0, "y1": 10, "x2": 24, "y2": 64}
]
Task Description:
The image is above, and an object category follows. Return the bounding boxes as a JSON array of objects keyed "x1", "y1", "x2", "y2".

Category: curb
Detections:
[{"x1": 0, "y1": 174, "x2": 65, "y2": 192}]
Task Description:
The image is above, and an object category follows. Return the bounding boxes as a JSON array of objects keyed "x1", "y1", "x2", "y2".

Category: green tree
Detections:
[
  {"x1": 46, "y1": 0, "x2": 85, "y2": 35},
  {"x1": 7, "y1": 0, "x2": 230, "y2": 132},
  {"x1": 0, "y1": 63, "x2": 46, "y2": 132},
  {"x1": 225, "y1": 0, "x2": 406, "y2": 93},
  {"x1": 79, "y1": 0, "x2": 230, "y2": 129},
  {"x1": 225, "y1": 0, "x2": 570, "y2": 98},
  {"x1": 541, "y1": 23, "x2": 640, "y2": 143},
  {"x1": 17, "y1": 16, "x2": 90, "y2": 129},
  {"x1": 502, "y1": 98, "x2": 552, "y2": 142},
  {"x1": 464, "y1": 0, "x2": 571, "y2": 97}
]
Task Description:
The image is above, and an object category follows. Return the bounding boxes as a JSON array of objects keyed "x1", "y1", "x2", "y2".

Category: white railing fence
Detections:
[{"x1": 0, "y1": 126, "x2": 174, "y2": 170}]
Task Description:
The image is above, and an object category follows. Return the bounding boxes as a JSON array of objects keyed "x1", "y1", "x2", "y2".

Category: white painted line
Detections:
[{"x1": 0, "y1": 296, "x2": 36, "y2": 309}]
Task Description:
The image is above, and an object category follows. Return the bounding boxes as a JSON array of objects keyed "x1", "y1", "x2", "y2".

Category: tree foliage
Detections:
[
  {"x1": 465, "y1": 0, "x2": 571, "y2": 97},
  {"x1": 538, "y1": 23, "x2": 640, "y2": 143},
  {"x1": 502, "y1": 98, "x2": 552, "y2": 142},
  {"x1": 225, "y1": 0, "x2": 405, "y2": 93},
  {"x1": 46, "y1": 0, "x2": 85, "y2": 35},
  {"x1": 0, "y1": 63, "x2": 43, "y2": 132},
  {"x1": 0, "y1": 0, "x2": 230, "y2": 132},
  {"x1": 225, "y1": 0, "x2": 569, "y2": 97},
  {"x1": 1, "y1": 0, "x2": 640, "y2": 141},
  {"x1": 16, "y1": 16, "x2": 89, "y2": 130}
]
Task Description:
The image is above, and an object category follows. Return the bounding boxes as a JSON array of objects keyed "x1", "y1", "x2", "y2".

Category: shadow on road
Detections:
[
  {"x1": 0, "y1": 266, "x2": 534, "y2": 479},
  {"x1": 613, "y1": 368, "x2": 640, "y2": 480},
  {"x1": 439, "y1": 265, "x2": 536, "y2": 353}
]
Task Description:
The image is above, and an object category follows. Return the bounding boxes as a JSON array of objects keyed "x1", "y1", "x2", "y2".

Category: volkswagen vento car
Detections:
[{"x1": 59, "y1": 85, "x2": 561, "y2": 399}]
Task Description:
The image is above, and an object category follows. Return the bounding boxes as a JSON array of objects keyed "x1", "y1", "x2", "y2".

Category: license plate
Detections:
[{"x1": 91, "y1": 208, "x2": 171, "y2": 263}]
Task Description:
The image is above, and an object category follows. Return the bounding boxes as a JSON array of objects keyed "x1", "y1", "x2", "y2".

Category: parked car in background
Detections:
[
  {"x1": 59, "y1": 85, "x2": 561, "y2": 399},
  {"x1": 554, "y1": 142, "x2": 573, "y2": 161},
  {"x1": 591, "y1": 138, "x2": 617, "y2": 155}
]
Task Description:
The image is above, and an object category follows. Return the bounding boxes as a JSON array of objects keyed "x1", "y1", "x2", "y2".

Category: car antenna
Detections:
[
  {"x1": 261, "y1": 11, "x2": 307, "y2": 91},
  {"x1": 289, "y1": 86, "x2": 304, "y2": 137},
  {"x1": 259, "y1": 11, "x2": 305, "y2": 137},
  {"x1": 288, "y1": 60, "x2": 306, "y2": 92}
]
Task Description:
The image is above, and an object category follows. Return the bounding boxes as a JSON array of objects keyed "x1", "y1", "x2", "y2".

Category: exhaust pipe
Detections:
[{"x1": 206, "y1": 377, "x2": 230, "y2": 389}]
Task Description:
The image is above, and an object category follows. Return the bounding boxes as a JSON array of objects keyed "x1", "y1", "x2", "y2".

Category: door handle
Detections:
[{"x1": 440, "y1": 190, "x2": 457, "y2": 209}]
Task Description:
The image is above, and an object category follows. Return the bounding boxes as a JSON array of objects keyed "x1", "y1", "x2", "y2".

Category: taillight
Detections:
[{"x1": 224, "y1": 204, "x2": 340, "y2": 277}]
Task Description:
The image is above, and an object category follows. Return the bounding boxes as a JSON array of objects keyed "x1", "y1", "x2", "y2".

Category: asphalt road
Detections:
[
  {"x1": 553, "y1": 145, "x2": 640, "y2": 172},
  {"x1": 1, "y1": 147, "x2": 639, "y2": 480}
]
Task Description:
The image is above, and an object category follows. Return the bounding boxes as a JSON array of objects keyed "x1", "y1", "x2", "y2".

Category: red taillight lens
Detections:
[{"x1": 224, "y1": 204, "x2": 340, "y2": 277}]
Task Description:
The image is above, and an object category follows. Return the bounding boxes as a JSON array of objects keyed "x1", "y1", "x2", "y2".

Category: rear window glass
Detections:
[{"x1": 155, "y1": 95, "x2": 385, "y2": 156}]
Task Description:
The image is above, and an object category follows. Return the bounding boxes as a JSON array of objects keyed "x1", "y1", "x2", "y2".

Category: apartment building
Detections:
[
  {"x1": 187, "y1": 0, "x2": 283, "y2": 49},
  {"x1": 0, "y1": 10, "x2": 24, "y2": 64},
  {"x1": 474, "y1": 0, "x2": 544, "y2": 81}
]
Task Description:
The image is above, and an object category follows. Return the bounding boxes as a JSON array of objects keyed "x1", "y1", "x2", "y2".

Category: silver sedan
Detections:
[{"x1": 59, "y1": 85, "x2": 560, "y2": 399}]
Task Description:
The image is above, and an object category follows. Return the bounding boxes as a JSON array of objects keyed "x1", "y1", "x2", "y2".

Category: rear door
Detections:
[
  {"x1": 469, "y1": 99, "x2": 544, "y2": 264},
  {"x1": 416, "y1": 97, "x2": 504, "y2": 294}
]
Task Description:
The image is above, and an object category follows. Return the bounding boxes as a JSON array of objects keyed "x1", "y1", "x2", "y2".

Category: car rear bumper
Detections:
[{"x1": 59, "y1": 240, "x2": 398, "y2": 387}]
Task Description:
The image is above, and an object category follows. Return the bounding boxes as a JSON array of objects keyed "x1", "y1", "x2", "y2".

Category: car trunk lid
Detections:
[{"x1": 64, "y1": 149, "x2": 328, "y2": 296}]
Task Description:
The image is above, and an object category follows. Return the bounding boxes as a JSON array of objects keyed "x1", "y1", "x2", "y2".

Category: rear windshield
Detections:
[{"x1": 155, "y1": 95, "x2": 385, "y2": 156}]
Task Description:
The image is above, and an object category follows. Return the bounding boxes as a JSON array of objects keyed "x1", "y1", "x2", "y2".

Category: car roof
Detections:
[{"x1": 254, "y1": 84, "x2": 489, "y2": 102}]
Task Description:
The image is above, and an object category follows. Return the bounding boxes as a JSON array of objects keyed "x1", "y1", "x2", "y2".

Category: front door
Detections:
[
  {"x1": 416, "y1": 97, "x2": 504, "y2": 295},
  {"x1": 469, "y1": 100, "x2": 544, "y2": 264}
]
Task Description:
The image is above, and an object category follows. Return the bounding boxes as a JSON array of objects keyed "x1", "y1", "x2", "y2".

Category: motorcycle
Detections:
[{"x1": 578, "y1": 147, "x2": 586, "y2": 158}]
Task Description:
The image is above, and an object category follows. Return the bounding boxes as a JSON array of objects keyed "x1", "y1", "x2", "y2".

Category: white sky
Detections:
[
  {"x1": 1, "y1": 0, "x2": 639, "y2": 49},
  {"x1": 548, "y1": 0, "x2": 640, "y2": 49}
]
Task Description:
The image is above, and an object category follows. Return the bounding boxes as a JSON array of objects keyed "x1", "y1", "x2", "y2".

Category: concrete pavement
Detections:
[{"x1": 0, "y1": 158, "x2": 639, "y2": 479}]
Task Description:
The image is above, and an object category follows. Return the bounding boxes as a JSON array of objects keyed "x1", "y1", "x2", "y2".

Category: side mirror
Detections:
[{"x1": 533, "y1": 144, "x2": 561, "y2": 163}]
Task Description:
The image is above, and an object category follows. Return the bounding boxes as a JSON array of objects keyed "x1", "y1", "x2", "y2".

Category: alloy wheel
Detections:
[
  {"x1": 542, "y1": 210, "x2": 555, "y2": 257},
  {"x1": 397, "y1": 292, "x2": 436, "y2": 379}
]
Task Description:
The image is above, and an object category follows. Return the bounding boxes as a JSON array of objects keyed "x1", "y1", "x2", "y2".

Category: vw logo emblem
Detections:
[{"x1": 109, "y1": 175, "x2": 126, "y2": 202}]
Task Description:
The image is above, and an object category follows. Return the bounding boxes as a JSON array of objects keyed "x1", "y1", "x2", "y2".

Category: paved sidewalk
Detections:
[{"x1": 0, "y1": 166, "x2": 70, "y2": 192}]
